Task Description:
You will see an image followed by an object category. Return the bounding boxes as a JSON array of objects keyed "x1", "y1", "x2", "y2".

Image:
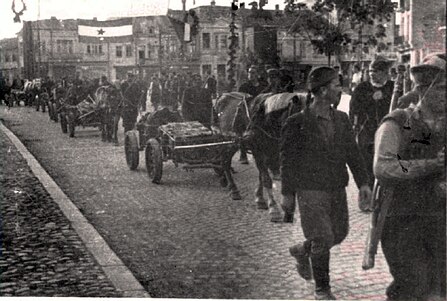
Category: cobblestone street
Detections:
[{"x1": 1, "y1": 105, "x2": 392, "y2": 299}]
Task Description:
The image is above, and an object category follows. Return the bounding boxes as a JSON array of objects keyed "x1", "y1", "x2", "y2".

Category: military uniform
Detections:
[
  {"x1": 121, "y1": 75, "x2": 141, "y2": 132},
  {"x1": 374, "y1": 54, "x2": 446, "y2": 301},
  {"x1": 349, "y1": 57, "x2": 394, "y2": 186}
]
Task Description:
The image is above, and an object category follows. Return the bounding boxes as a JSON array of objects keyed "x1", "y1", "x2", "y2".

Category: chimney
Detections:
[
  {"x1": 275, "y1": 4, "x2": 279, "y2": 10},
  {"x1": 211, "y1": 0, "x2": 216, "y2": 6},
  {"x1": 93, "y1": 17, "x2": 97, "y2": 21},
  {"x1": 50, "y1": 16, "x2": 57, "y2": 20}
]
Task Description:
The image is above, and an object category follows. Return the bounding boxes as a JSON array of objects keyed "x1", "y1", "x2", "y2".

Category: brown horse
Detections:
[{"x1": 215, "y1": 92, "x2": 306, "y2": 221}]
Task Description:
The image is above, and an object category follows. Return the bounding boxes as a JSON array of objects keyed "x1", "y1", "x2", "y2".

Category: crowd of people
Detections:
[
  {"x1": 280, "y1": 54, "x2": 445, "y2": 300},
  {"x1": 0, "y1": 54, "x2": 445, "y2": 301}
]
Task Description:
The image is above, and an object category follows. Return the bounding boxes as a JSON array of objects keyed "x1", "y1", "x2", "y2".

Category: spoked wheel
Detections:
[
  {"x1": 145, "y1": 138, "x2": 163, "y2": 184},
  {"x1": 124, "y1": 130, "x2": 140, "y2": 170}
]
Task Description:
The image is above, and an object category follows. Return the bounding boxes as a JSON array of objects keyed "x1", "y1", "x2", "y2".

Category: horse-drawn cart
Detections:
[
  {"x1": 64, "y1": 98, "x2": 103, "y2": 138},
  {"x1": 125, "y1": 120, "x2": 237, "y2": 186}
]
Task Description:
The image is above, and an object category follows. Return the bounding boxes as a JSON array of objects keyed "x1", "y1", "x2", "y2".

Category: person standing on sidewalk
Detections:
[
  {"x1": 373, "y1": 53, "x2": 446, "y2": 301},
  {"x1": 280, "y1": 67, "x2": 371, "y2": 300},
  {"x1": 349, "y1": 56, "x2": 394, "y2": 206}
]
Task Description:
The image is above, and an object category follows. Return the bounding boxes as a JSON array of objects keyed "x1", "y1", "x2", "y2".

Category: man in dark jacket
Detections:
[
  {"x1": 374, "y1": 53, "x2": 445, "y2": 301},
  {"x1": 238, "y1": 66, "x2": 267, "y2": 164},
  {"x1": 121, "y1": 72, "x2": 141, "y2": 132},
  {"x1": 239, "y1": 66, "x2": 266, "y2": 98},
  {"x1": 281, "y1": 67, "x2": 371, "y2": 300},
  {"x1": 181, "y1": 74, "x2": 213, "y2": 128},
  {"x1": 349, "y1": 56, "x2": 394, "y2": 196}
]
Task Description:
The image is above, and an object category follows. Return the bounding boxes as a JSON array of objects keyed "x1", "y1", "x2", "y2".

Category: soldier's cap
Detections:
[
  {"x1": 307, "y1": 66, "x2": 338, "y2": 91},
  {"x1": 370, "y1": 55, "x2": 393, "y2": 72},
  {"x1": 267, "y1": 68, "x2": 280, "y2": 77},
  {"x1": 192, "y1": 73, "x2": 202, "y2": 80},
  {"x1": 411, "y1": 53, "x2": 446, "y2": 73}
]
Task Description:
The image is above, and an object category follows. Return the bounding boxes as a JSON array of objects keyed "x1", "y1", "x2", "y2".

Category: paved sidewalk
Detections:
[{"x1": 0, "y1": 122, "x2": 148, "y2": 297}]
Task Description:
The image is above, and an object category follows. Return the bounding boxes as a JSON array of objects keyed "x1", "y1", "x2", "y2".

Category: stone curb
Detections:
[{"x1": 0, "y1": 121, "x2": 151, "y2": 298}]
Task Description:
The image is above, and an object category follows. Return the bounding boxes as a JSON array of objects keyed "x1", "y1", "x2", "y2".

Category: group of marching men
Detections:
[
  {"x1": 143, "y1": 55, "x2": 446, "y2": 300},
  {"x1": 0, "y1": 53, "x2": 444, "y2": 300},
  {"x1": 277, "y1": 54, "x2": 445, "y2": 300}
]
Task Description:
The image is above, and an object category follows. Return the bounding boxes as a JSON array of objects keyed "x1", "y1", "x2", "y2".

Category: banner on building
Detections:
[{"x1": 78, "y1": 18, "x2": 133, "y2": 43}]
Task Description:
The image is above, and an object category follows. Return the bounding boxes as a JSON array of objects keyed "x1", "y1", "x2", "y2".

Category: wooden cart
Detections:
[{"x1": 125, "y1": 121, "x2": 237, "y2": 184}]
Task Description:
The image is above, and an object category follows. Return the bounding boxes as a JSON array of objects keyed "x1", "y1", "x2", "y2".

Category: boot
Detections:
[
  {"x1": 311, "y1": 251, "x2": 336, "y2": 300},
  {"x1": 289, "y1": 242, "x2": 312, "y2": 280}
]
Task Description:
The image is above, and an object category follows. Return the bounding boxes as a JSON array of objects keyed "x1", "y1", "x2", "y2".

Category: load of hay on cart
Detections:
[{"x1": 124, "y1": 108, "x2": 241, "y2": 199}]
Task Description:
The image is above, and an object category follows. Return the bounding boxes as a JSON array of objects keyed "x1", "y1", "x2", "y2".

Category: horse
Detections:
[
  {"x1": 215, "y1": 91, "x2": 306, "y2": 221},
  {"x1": 96, "y1": 85, "x2": 123, "y2": 144}
]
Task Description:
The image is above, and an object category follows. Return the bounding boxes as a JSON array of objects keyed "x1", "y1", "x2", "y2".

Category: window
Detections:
[
  {"x1": 98, "y1": 45, "x2": 103, "y2": 54},
  {"x1": 202, "y1": 33, "x2": 210, "y2": 49},
  {"x1": 12, "y1": 53, "x2": 17, "y2": 62},
  {"x1": 214, "y1": 34, "x2": 219, "y2": 49},
  {"x1": 116, "y1": 45, "x2": 122, "y2": 57},
  {"x1": 220, "y1": 35, "x2": 227, "y2": 49},
  {"x1": 126, "y1": 44, "x2": 132, "y2": 57},
  {"x1": 0, "y1": 51, "x2": 3, "y2": 62},
  {"x1": 139, "y1": 46, "x2": 145, "y2": 59},
  {"x1": 41, "y1": 41, "x2": 46, "y2": 54},
  {"x1": 87, "y1": 45, "x2": 91, "y2": 54},
  {"x1": 202, "y1": 64, "x2": 212, "y2": 75},
  {"x1": 68, "y1": 40, "x2": 73, "y2": 54},
  {"x1": 57, "y1": 40, "x2": 62, "y2": 53},
  {"x1": 5, "y1": 53, "x2": 10, "y2": 62}
]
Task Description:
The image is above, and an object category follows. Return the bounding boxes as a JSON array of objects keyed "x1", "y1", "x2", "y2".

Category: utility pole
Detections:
[
  {"x1": 158, "y1": 30, "x2": 163, "y2": 75},
  {"x1": 36, "y1": 0, "x2": 42, "y2": 78}
]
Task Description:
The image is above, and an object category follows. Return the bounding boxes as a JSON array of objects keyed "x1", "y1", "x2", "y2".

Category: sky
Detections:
[{"x1": 0, "y1": 0, "x2": 288, "y2": 39}]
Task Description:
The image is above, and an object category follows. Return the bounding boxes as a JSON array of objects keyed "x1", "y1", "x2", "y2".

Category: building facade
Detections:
[
  {"x1": 395, "y1": 0, "x2": 446, "y2": 65},
  {"x1": 0, "y1": 37, "x2": 20, "y2": 84}
]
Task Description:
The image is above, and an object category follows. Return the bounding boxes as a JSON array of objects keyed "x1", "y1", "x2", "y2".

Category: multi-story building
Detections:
[
  {"x1": 395, "y1": 0, "x2": 445, "y2": 65},
  {"x1": 16, "y1": 16, "x2": 183, "y2": 82},
  {"x1": 0, "y1": 37, "x2": 20, "y2": 84}
]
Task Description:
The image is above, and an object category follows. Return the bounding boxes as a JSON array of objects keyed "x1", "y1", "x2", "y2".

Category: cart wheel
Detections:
[
  {"x1": 145, "y1": 138, "x2": 163, "y2": 184},
  {"x1": 125, "y1": 130, "x2": 140, "y2": 170},
  {"x1": 68, "y1": 112, "x2": 75, "y2": 138},
  {"x1": 60, "y1": 112, "x2": 68, "y2": 133}
]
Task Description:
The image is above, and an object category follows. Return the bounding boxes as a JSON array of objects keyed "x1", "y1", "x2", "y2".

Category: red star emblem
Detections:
[{"x1": 97, "y1": 28, "x2": 105, "y2": 35}]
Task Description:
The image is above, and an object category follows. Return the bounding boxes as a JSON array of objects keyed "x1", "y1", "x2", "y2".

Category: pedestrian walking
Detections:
[
  {"x1": 148, "y1": 76, "x2": 163, "y2": 111},
  {"x1": 349, "y1": 56, "x2": 394, "y2": 199},
  {"x1": 373, "y1": 53, "x2": 446, "y2": 301},
  {"x1": 120, "y1": 72, "x2": 141, "y2": 132},
  {"x1": 238, "y1": 66, "x2": 267, "y2": 164},
  {"x1": 280, "y1": 66, "x2": 371, "y2": 300}
]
